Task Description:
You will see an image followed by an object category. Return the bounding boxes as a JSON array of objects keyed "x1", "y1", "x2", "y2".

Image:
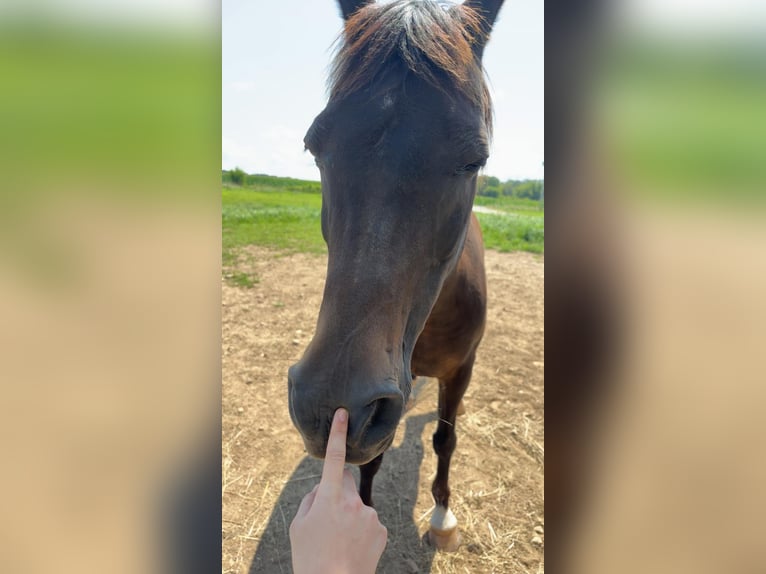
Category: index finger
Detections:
[{"x1": 319, "y1": 408, "x2": 348, "y2": 494}]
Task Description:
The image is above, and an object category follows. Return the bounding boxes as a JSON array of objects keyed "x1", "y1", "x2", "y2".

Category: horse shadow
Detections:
[{"x1": 249, "y1": 411, "x2": 439, "y2": 574}]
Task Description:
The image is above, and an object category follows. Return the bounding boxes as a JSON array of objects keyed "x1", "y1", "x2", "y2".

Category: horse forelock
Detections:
[{"x1": 329, "y1": 0, "x2": 493, "y2": 135}]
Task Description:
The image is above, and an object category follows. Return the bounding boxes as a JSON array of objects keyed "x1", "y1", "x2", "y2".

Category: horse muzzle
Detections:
[{"x1": 288, "y1": 363, "x2": 405, "y2": 465}]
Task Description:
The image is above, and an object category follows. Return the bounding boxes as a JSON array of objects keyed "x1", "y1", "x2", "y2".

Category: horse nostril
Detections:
[
  {"x1": 368, "y1": 396, "x2": 402, "y2": 432},
  {"x1": 347, "y1": 393, "x2": 404, "y2": 451},
  {"x1": 288, "y1": 362, "x2": 405, "y2": 462}
]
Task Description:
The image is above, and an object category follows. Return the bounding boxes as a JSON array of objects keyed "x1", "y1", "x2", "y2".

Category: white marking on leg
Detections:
[{"x1": 430, "y1": 505, "x2": 457, "y2": 531}]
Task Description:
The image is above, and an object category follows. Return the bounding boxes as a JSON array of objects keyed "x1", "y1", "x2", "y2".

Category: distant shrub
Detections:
[
  {"x1": 477, "y1": 174, "x2": 501, "y2": 195},
  {"x1": 515, "y1": 180, "x2": 542, "y2": 200},
  {"x1": 230, "y1": 167, "x2": 246, "y2": 186},
  {"x1": 522, "y1": 226, "x2": 545, "y2": 243}
]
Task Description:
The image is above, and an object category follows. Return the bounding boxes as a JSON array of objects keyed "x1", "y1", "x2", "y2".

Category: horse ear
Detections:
[
  {"x1": 462, "y1": 0, "x2": 505, "y2": 58},
  {"x1": 337, "y1": 0, "x2": 374, "y2": 21}
]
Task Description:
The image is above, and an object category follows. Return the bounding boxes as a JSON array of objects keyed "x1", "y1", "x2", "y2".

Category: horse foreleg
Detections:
[
  {"x1": 359, "y1": 452, "x2": 384, "y2": 507},
  {"x1": 428, "y1": 355, "x2": 475, "y2": 551}
]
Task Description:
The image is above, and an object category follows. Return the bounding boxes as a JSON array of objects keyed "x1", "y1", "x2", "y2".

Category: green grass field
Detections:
[
  {"x1": 473, "y1": 194, "x2": 544, "y2": 216},
  {"x1": 475, "y1": 212, "x2": 544, "y2": 254},
  {"x1": 222, "y1": 185, "x2": 325, "y2": 263},
  {"x1": 222, "y1": 175, "x2": 544, "y2": 286}
]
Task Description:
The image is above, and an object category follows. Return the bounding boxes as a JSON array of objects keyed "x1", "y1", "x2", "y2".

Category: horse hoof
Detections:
[
  {"x1": 428, "y1": 506, "x2": 461, "y2": 551},
  {"x1": 456, "y1": 399, "x2": 466, "y2": 416},
  {"x1": 428, "y1": 526, "x2": 461, "y2": 551}
]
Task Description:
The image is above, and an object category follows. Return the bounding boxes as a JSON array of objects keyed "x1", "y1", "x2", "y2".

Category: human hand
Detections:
[{"x1": 289, "y1": 408, "x2": 388, "y2": 574}]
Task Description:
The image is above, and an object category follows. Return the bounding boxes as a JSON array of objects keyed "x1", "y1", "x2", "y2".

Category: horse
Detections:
[{"x1": 287, "y1": 0, "x2": 504, "y2": 551}]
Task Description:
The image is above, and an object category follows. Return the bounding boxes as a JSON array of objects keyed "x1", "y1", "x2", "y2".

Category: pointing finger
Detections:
[
  {"x1": 319, "y1": 408, "x2": 348, "y2": 496},
  {"x1": 293, "y1": 484, "x2": 319, "y2": 521},
  {"x1": 341, "y1": 468, "x2": 357, "y2": 495}
]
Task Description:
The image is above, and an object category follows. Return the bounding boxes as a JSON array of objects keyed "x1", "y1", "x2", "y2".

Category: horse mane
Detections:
[{"x1": 329, "y1": 0, "x2": 492, "y2": 134}]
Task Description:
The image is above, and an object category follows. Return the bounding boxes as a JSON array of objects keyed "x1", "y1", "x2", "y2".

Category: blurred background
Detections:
[
  {"x1": 0, "y1": 1, "x2": 221, "y2": 573},
  {"x1": 549, "y1": 0, "x2": 766, "y2": 572}
]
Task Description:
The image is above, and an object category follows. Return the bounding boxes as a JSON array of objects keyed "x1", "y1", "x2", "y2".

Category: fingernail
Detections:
[{"x1": 337, "y1": 408, "x2": 348, "y2": 423}]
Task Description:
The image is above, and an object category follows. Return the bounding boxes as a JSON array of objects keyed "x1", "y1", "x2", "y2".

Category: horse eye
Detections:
[{"x1": 456, "y1": 161, "x2": 486, "y2": 175}]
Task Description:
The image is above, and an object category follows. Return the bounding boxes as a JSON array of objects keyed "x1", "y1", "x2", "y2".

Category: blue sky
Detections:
[{"x1": 222, "y1": 0, "x2": 544, "y2": 182}]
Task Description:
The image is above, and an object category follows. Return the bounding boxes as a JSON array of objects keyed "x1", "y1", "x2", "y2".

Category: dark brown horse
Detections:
[{"x1": 288, "y1": 0, "x2": 504, "y2": 550}]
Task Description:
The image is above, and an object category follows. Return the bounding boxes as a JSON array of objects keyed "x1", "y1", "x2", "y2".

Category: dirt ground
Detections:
[{"x1": 222, "y1": 247, "x2": 544, "y2": 574}]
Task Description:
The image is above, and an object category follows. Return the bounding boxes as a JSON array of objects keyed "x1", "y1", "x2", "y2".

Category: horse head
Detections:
[{"x1": 288, "y1": 0, "x2": 503, "y2": 464}]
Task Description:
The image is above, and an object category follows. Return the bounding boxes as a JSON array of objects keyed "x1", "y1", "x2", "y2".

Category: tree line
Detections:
[
  {"x1": 222, "y1": 168, "x2": 321, "y2": 192},
  {"x1": 223, "y1": 168, "x2": 543, "y2": 201},
  {"x1": 477, "y1": 175, "x2": 544, "y2": 201}
]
